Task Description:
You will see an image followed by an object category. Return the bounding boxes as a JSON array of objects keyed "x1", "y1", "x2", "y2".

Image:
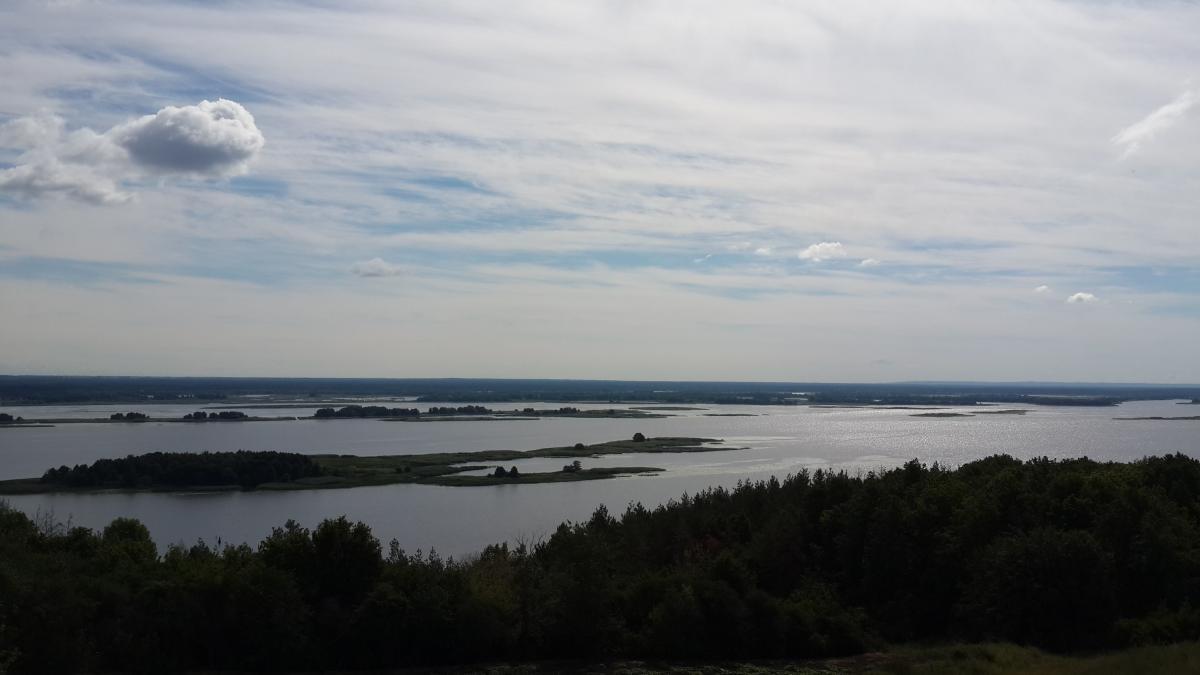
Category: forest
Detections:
[
  {"x1": 37, "y1": 451, "x2": 324, "y2": 490},
  {"x1": 3, "y1": 453, "x2": 1200, "y2": 673}
]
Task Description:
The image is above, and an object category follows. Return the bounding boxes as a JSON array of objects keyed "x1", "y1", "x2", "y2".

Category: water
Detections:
[{"x1": 2, "y1": 399, "x2": 1197, "y2": 557}]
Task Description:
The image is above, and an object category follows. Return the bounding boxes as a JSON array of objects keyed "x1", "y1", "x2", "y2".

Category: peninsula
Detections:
[{"x1": 0, "y1": 436, "x2": 728, "y2": 494}]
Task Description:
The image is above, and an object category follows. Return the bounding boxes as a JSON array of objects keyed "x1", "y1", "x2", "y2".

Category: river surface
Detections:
[{"x1": 2, "y1": 399, "x2": 1197, "y2": 556}]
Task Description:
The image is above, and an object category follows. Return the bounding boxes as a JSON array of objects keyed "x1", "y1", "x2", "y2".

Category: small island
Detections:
[
  {"x1": 1115, "y1": 416, "x2": 1200, "y2": 421},
  {"x1": 0, "y1": 436, "x2": 728, "y2": 494}
]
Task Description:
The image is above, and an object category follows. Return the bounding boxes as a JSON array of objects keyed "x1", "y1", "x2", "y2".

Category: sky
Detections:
[{"x1": 1, "y1": 0, "x2": 1198, "y2": 382}]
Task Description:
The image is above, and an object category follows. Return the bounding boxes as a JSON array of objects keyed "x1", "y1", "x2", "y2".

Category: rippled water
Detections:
[{"x1": 2, "y1": 399, "x2": 1197, "y2": 556}]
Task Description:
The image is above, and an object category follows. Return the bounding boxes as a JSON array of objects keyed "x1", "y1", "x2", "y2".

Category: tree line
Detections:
[
  {"x1": 3, "y1": 453, "x2": 1200, "y2": 673},
  {"x1": 38, "y1": 451, "x2": 324, "y2": 490},
  {"x1": 314, "y1": 405, "x2": 420, "y2": 418},
  {"x1": 313, "y1": 405, "x2": 493, "y2": 418},
  {"x1": 182, "y1": 411, "x2": 249, "y2": 420}
]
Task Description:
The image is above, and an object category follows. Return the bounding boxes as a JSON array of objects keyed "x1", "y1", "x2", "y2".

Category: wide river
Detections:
[{"x1": 2, "y1": 399, "x2": 1197, "y2": 556}]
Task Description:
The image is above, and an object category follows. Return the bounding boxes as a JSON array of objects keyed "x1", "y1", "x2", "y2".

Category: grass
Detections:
[
  {"x1": 872, "y1": 642, "x2": 1200, "y2": 675},
  {"x1": 304, "y1": 437, "x2": 724, "y2": 488},
  {"x1": 367, "y1": 642, "x2": 1200, "y2": 674},
  {"x1": 427, "y1": 466, "x2": 664, "y2": 486}
]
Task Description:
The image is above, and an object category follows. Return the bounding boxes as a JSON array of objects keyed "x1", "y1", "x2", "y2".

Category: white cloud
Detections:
[
  {"x1": 350, "y1": 257, "x2": 403, "y2": 277},
  {"x1": 1066, "y1": 292, "x2": 1098, "y2": 304},
  {"x1": 0, "y1": 113, "x2": 130, "y2": 204},
  {"x1": 0, "y1": 113, "x2": 64, "y2": 148},
  {"x1": 693, "y1": 253, "x2": 712, "y2": 263},
  {"x1": 0, "y1": 160, "x2": 129, "y2": 205},
  {"x1": 859, "y1": 258, "x2": 880, "y2": 267},
  {"x1": 2, "y1": 1, "x2": 1200, "y2": 380},
  {"x1": 1112, "y1": 88, "x2": 1198, "y2": 159},
  {"x1": 109, "y1": 99, "x2": 264, "y2": 176},
  {"x1": 1034, "y1": 285, "x2": 1050, "y2": 293},
  {"x1": 0, "y1": 99, "x2": 263, "y2": 204},
  {"x1": 798, "y1": 242, "x2": 845, "y2": 262},
  {"x1": 754, "y1": 247, "x2": 773, "y2": 256}
]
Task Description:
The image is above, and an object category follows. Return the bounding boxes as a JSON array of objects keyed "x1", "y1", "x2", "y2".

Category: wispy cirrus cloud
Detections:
[
  {"x1": 1112, "y1": 88, "x2": 1198, "y2": 159},
  {"x1": 0, "y1": 0, "x2": 1199, "y2": 380}
]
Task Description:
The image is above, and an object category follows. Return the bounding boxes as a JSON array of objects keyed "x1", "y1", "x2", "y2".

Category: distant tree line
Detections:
[
  {"x1": 314, "y1": 405, "x2": 421, "y2": 418},
  {"x1": 109, "y1": 412, "x2": 149, "y2": 421},
  {"x1": 426, "y1": 406, "x2": 490, "y2": 415},
  {"x1": 38, "y1": 451, "x2": 324, "y2": 490},
  {"x1": 519, "y1": 407, "x2": 580, "y2": 415},
  {"x1": 313, "y1": 405, "x2": 494, "y2": 419},
  {"x1": 5, "y1": 453, "x2": 1200, "y2": 672},
  {"x1": 6, "y1": 375, "x2": 1199, "y2": 406},
  {"x1": 0, "y1": 413, "x2": 23, "y2": 423},
  {"x1": 182, "y1": 411, "x2": 248, "y2": 421}
]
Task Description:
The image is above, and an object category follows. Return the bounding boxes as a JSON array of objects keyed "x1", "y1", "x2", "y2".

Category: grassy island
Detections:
[{"x1": 0, "y1": 437, "x2": 727, "y2": 494}]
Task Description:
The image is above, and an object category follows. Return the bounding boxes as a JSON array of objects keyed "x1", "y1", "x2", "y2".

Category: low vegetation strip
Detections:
[
  {"x1": 349, "y1": 642, "x2": 1200, "y2": 674},
  {"x1": 3, "y1": 453, "x2": 1200, "y2": 673}
]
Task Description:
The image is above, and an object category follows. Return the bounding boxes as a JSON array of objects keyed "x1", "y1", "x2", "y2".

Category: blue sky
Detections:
[{"x1": 1, "y1": 0, "x2": 1198, "y2": 381}]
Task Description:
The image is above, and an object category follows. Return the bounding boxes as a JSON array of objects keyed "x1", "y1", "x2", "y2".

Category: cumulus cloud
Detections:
[
  {"x1": 0, "y1": 99, "x2": 263, "y2": 204},
  {"x1": 1112, "y1": 88, "x2": 1198, "y2": 159},
  {"x1": 109, "y1": 99, "x2": 264, "y2": 176},
  {"x1": 798, "y1": 242, "x2": 845, "y2": 262},
  {"x1": 1066, "y1": 292, "x2": 1098, "y2": 304},
  {"x1": 350, "y1": 258, "x2": 403, "y2": 277},
  {"x1": 1034, "y1": 285, "x2": 1050, "y2": 293},
  {"x1": 0, "y1": 160, "x2": 129, "y2": 205},
  {"x1": 0, "y1": 113, "x2": 130, "y2": 203},
  {"x1": 754, "y1": 247, "x2": 773, "y2": 256},
  {"x1": 859, "y1": 258, "x2": 880, "y2": 267}
]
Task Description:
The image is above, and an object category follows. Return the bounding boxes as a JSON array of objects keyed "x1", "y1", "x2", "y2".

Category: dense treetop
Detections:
[
  {"x1": 4, "y1": 453, "x2": 1200, "y2": 672},
  {"x1": 39, "y1": 451, "x2": 323, "y2": 490}
]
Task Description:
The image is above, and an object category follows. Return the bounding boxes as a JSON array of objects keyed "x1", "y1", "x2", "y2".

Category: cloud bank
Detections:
[{"x1": 0, "y1": 99, "x2": 263, "y2": 204}]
